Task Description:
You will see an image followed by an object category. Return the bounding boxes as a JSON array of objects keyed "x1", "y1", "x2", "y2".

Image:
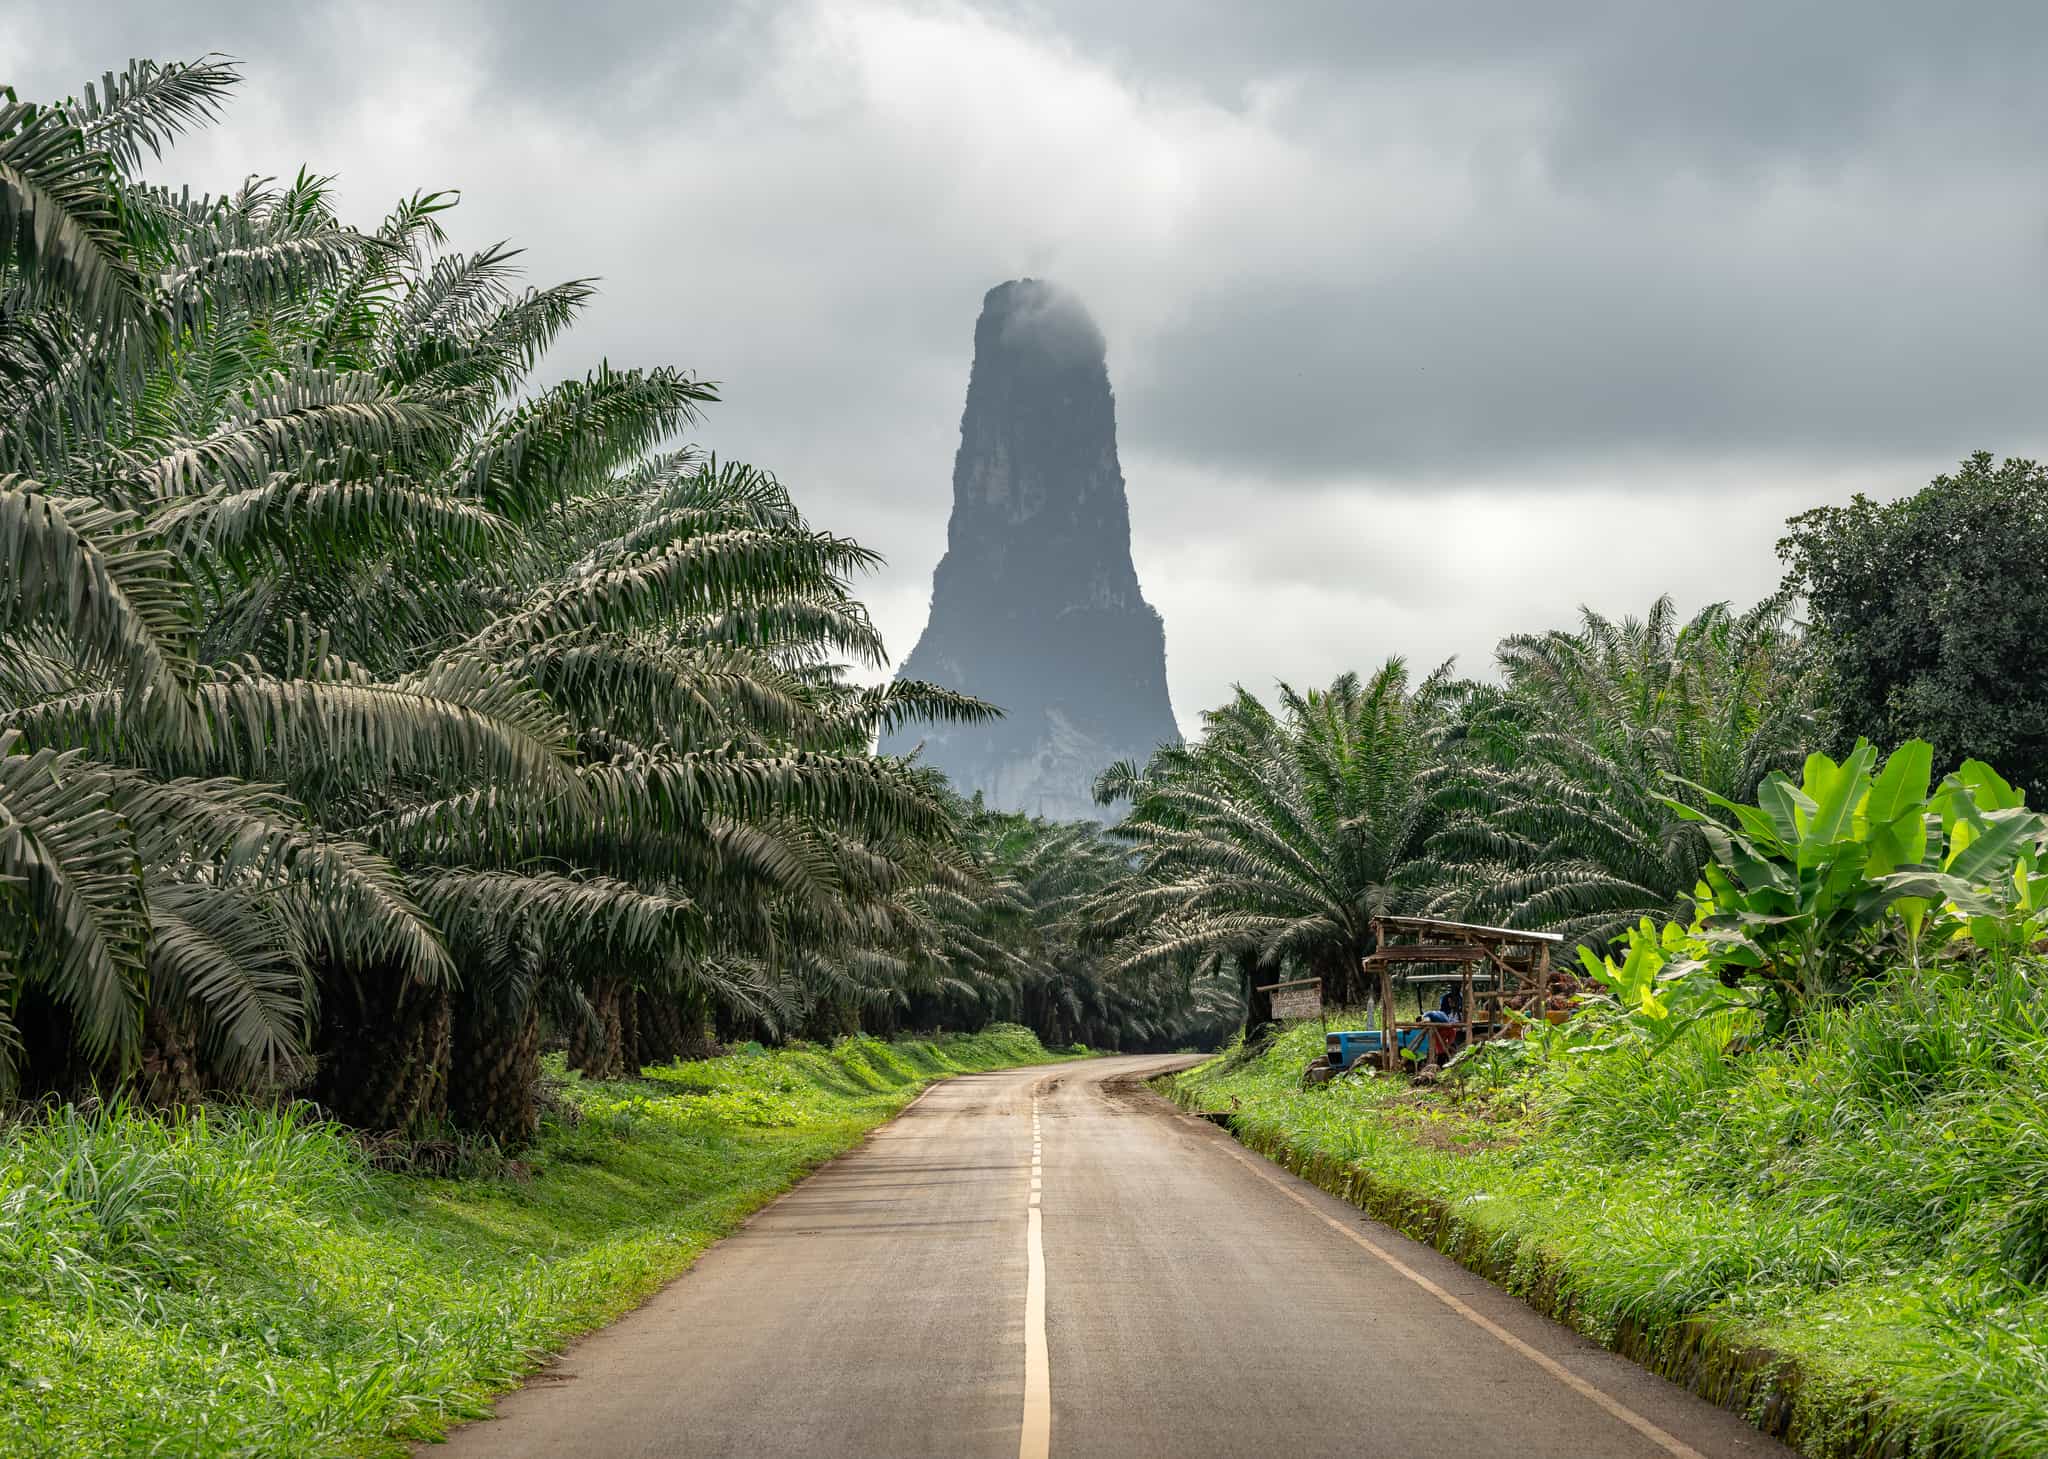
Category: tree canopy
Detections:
[{"x1": 1781, "y1": 451, "x2": 2048, "y2": 800}]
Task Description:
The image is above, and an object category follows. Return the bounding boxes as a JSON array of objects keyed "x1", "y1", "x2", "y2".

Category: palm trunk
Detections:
[
  {"x1": 799, "y1": 998, "x2": 860, "y2": 1044},
  {"x1": 636, "y1": 992, "x2": 685, "y2": 1066},
  {"x1": 310, "y1": 967, "x2": 450, "y2": 1132},
  {"x1": 449, "y1": 991, "x2": 540, "y2": 1147},
  {"x1": 569, "y1": 977, "x2": 634, "y2": 1079},
  {"x1": 617, "y1": 981, "x2": 641, "y2": 1072},
  {"x1": 636, "y1": 990, "x2": 715, "y2": 1066},
  {"x1": 136, "y1": 1004, "x2": 205, "y2": 1107},
  {"x1": 1309, "y1": 944, "x2": 1366, "y2": 1009},
  {"x1": 1240, "y1": 952, "x2": 1277, "y2": 1046}
]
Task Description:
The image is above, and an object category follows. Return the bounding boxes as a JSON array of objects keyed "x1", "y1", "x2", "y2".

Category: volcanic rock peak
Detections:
[{"x1": 881, "y1": 280, "x2": 1179, "y2": 821}]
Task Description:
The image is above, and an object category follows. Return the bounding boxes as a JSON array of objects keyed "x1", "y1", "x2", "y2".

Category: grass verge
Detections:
[
  {"x1": 1168, "y1": 964, "x2": 2048, "y2": 1459},
  {"x1": 0, "y1": 1024, "x2": 1072, "y2": 1458}
]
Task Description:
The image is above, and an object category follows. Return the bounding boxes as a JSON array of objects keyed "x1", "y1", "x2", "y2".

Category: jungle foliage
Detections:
[{"x1": 8, "y1": 54, "x2": 2048, "y2": 1137}]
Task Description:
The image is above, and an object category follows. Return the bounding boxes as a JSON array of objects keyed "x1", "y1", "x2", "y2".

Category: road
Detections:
[{"x1": 427, "y1": 1055, "x2": 1790, "y2": 1459}]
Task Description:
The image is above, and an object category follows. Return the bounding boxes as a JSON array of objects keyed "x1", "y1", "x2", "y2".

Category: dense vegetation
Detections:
[
  {"x1": 1163, "y1": 737, "x2": 2048, "y2": 1454},
  {"x1": 14, "y1": 57, "x2": 2033, "y2": 1133},
  {"x1": 1783, "y1": 450, "x2": 2048, "y2": 794},
  {"x1": 0, "y1": 56, "x2": 1217, "y2": 1146},
  {"x1": 1085, "y1": 595, "x2": 1819, "y2": 1022}
]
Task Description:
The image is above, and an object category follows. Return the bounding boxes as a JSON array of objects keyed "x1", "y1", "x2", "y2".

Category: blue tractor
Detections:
[{"x1": 1302, "y1": 1026, "x2": 1429, "y2": 1085}]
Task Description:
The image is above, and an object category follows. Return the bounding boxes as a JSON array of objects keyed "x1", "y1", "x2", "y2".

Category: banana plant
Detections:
[
  {"x1": 1563, "y1": 915, "x2": 1750, "y2": 1056},
  {"x1": 1882, "y1": 758, "x2": 2048, "y2": 957},
  {"x1": 1662, "y1": 740, "x2": 2045, "y2": 1033}
]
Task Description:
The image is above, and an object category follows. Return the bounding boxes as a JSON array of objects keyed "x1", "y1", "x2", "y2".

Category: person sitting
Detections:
[{"x1": 1419, "y1": 985, "x2": 1463, "y2": 1024}]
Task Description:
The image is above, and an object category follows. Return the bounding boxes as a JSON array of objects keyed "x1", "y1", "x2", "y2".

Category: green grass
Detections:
[
  {"x1": 1171, "y1": 965, "x2": 2048, "y2": 1458},
  {"x1": 0, "y1": 1025, "x2": 1069, "y2": 1459}
]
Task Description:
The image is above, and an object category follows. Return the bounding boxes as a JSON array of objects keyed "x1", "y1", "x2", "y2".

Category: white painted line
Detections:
[
  {"x1": 1210, "y1": 1139, "x2": 1706, "y2": 1459},
  {"x1": 1020, "y1": 1095, "x2": 1051, "y2": 1459}
]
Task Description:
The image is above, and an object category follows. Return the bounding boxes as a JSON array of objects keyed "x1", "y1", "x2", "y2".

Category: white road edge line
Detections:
[
  {"x1": 1209, "y1": 1137, "x2": 1708, "y2": 1459},
  {"x1": 1020, "y1": 1093, "x2": 1050, "y2": 1459}
]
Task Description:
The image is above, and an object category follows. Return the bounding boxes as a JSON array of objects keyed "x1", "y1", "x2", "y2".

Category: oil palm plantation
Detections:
[
  {"x1": 0, "y1": 57, "x2": 1002, "y2": 1137},
  {"x1": 883, "y1": 807, "x2": 1239, "y2": 1051}
]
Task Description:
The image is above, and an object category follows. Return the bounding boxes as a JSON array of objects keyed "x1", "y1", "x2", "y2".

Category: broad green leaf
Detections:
[
  {"x1": 1756, "y1": 775, "x2": 1811, "y2": 849},
  {"x1": 1865, "y1": 740, "x2": 1932, "y2": 828},
  {"x1": 1970, "y1": 914, "x2": 2019, "y2": 949},
  {"x1": 1797, "y1": 749, "x2": 1842, "y2": 811},
  {"x1": 1945, "y1": 807, "x2": 2043, "y2": 884},
  {"x1": 1954, "y1": 758, "x2": 2024, "y2": 812},
  {"x1": 1894, "y1": 894, "x2": 1930, "y2": 944},
  {"x1": 1800, "y1": 743, "x2": 1871, "y2": 862}
]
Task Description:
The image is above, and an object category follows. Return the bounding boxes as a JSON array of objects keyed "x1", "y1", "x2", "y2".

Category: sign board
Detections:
[{"x1": 1259, "y1": 978, "x2": 1323, "y2": 1022}]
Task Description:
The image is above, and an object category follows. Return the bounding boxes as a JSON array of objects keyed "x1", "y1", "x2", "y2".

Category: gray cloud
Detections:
[
  {"x1": 9, "y1": 0, "x2": 2044, "y2": 724},
  {"x1": 1008, "y1": 3, "x2": 2048, "y2": 169},
  {"x1": 997, "y1": 281, "x2": 1105, "y2": 366},
  {"x1": 1128, "y1": 174, "x2": 2048, "y2": 476}
]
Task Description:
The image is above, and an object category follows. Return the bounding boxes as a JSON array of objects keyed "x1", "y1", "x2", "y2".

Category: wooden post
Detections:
[
  {"x1": 1372, "y1": 919, "x2": 1399, "y2": 1070},
  {"x1": 1378, "y1": 959, "x2": 1397, "y2": 1070},
  {"x1": 1461, "y1": 959, "x2": 1474, "y2": 1057}
]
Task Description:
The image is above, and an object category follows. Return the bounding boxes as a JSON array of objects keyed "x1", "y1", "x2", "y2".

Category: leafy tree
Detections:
[{"x1": 1781, "y1": 451, "x2": 2048, "y2": 799}]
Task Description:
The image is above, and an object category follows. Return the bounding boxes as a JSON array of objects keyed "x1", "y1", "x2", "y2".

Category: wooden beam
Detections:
[
  {"x1": 1478, "y1": 941, "x2": 1531, "y2": 990},
  {"x1": 1369, "y1": 914, "x2": 1566, "y2": 944},
  {"x1": 1369, "y1": 945, "x2": 1490, "y2": 964}
]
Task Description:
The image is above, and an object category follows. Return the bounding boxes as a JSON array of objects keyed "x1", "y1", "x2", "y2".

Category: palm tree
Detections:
[
  {"x1": 889, "y1": 806, "x2": 1238, "y2": 1051},
  {"x1": 2, "y1": 59, "x2": 456, "y2": 1098},
  {"x1": 1091, "y1": 662, "x2": 1450, "y2": 1028},
  {"x1": 1425, "y1": 595, "x2": 1816, "y2": 948},
  {"x1": 0, "y1": 57, "x2": 1000, "y2": 1138}
]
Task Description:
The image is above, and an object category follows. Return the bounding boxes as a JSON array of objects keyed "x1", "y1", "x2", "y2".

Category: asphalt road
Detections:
[{"x1": 427, "y1": 1055, "x2": 1791, "y2": 1459}]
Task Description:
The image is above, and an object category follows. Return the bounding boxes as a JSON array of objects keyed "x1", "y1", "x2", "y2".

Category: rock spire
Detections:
[{"x1": 881, "y1": 280, "x2": 1179, "y2": 820}]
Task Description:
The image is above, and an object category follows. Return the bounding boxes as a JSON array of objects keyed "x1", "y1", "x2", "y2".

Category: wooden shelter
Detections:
[{"x1": 1361, "y1": 916, "x2": 1565, "y2": 1070}]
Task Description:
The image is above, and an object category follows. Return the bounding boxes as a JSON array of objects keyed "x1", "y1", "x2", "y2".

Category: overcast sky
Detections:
[{"x1": 10, "y1": 1, "x2": 2047, "y2": 730}]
